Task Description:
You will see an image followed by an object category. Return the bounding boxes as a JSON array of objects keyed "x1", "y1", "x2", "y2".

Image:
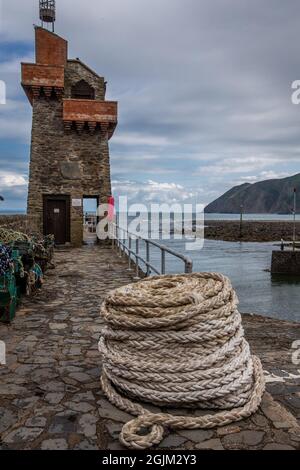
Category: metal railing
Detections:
[{"x1": 111, "y1": 223, "x2": 193, "y2": 278}]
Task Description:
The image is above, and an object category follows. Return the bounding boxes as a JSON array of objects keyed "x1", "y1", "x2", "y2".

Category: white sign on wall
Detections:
[{"x1": 72, "y1": 199, "x2": 82, "y2": 207}]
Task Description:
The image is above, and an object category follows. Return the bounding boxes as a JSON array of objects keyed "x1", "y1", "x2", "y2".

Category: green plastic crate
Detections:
[{"x1": 0, "y1": 272, "x2": 18, "y2": 323}]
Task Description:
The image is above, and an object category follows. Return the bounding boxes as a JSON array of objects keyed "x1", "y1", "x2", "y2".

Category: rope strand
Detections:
[{"x1": 99, "y1": 273, "x2": 265, "y2": 449}]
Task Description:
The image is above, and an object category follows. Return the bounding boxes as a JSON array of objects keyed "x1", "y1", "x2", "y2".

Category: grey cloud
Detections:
[{"x1": 1, "y1": 0, "x2": 300, "y2": 208}]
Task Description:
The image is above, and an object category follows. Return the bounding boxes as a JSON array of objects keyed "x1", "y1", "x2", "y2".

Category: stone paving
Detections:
[{"x1": 0, "y1": 245, "x2": 300, "y2": 450}]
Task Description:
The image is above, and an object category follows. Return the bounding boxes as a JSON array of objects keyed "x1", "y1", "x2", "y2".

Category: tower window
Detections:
[{"x1": 71, "y1": 80, "x2": 95, "y2": 100}]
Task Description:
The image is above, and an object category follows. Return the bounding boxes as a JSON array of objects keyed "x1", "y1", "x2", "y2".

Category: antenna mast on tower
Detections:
[{"x1": 39, "y1": 0, "x2": 56, "y2": 33}]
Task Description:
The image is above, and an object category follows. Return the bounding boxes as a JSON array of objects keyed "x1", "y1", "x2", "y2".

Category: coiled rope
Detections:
[{"x1": 99, "y1": 273, "x2": 265, "y2": 449}]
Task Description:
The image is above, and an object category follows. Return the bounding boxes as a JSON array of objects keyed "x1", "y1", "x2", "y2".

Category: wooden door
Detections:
[{"x1": 44, "y1": 198, "x2": 68, "y2": 245}]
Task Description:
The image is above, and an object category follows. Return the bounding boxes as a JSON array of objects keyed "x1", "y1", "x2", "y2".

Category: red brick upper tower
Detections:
[
  {"x1": 21, "y1": 7, "x2": 118, "y2": 246},
  {"x1": 21, "y1": 28, "x2": 117, "y2": 137}
]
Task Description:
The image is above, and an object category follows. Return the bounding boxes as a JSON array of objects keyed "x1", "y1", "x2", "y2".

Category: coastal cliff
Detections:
[{"x1": 205, "y1": 173, "x2": 300, "y2": 214}]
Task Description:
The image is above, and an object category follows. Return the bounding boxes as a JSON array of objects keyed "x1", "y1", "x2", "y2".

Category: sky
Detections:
[{"x1": 0, "y1": 0, "x2": 300, "y2": 211}]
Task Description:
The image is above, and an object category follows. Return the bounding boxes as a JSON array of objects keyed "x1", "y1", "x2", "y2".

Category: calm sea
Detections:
[
  {"x1": 126, "y1": 213, "x2": 300, "y2": 323},
  {"x1": 204, "y1": 213, "x2": 300, "y2": 221},
  {"x1": 142, "y1": 238, "x2": 300, "y2": 323},
  {"x1": 0, "y1": 210, "x2": 26, "y2": 215}
]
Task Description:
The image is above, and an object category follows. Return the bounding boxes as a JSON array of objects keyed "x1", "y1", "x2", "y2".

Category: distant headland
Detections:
[{"x1": 205, "y1": 173, "x2": 300, "y2": 214}]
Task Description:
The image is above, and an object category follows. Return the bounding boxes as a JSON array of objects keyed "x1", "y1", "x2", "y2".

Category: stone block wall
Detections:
[
  {"x1": 27, "y1": 96, "x2": 112, "y2": 247},
  {"x1": 64, "y1": 61, "x2": 106, "y2": 100},
  {"x1": 271, "y1": 251, "x2": 300, "y2": 275}
]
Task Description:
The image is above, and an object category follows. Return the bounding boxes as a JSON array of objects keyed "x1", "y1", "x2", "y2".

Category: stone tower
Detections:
[{"x1": 21, "y1": 25, "x2": 117, "y2": 246}]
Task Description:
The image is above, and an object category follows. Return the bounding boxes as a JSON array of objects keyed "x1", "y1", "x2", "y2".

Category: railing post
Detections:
[
  {"x1": 185, "y1": 259, "x2": 193, "y2": 274},
  {"x1": 135, "y1": 238, "x2": 140, "y2": 279},
  {"x1": 121, "y1": 228, "x2": 125, "y2": 257},
  {"x1": 146, "y1": 240, "x2": 150, "y2": 277},
  {"x1": 128, "y1": 236, "x2": 132, "y2": 270},
  {"x1": 123, "y1": 229, "x2": 126, "y2": 257},
  {"x1": 161, "y1": 249, "x2": 166, "y2": 275},
  {"x1": 111, "y1": 223, "x2": 115, "y2": 249},
  {"x1": 118, "y1": 227, "x2": 122, "y2": 257}
]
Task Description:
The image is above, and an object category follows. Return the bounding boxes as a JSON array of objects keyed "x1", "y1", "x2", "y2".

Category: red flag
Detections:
[{"x1": 108, "y1": 196, "x2": 115, "y2": 221}]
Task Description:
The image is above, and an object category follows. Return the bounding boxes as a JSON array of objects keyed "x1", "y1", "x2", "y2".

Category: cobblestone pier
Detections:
[{"x1": 0, "y1": 246, "x2": 300, "y2": 450}]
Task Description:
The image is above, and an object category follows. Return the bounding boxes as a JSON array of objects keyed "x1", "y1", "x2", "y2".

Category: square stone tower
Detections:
[{"x1": 21, "y1": 26, "x2": 118, "y2": 246}]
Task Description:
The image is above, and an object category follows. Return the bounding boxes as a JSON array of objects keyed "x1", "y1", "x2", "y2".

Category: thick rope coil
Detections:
[{"x1": 99, "y1": 273, "x2": 265, "y2": 450}]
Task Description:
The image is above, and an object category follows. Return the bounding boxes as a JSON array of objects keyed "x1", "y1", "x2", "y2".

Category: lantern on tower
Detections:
[{"x1": 39, "y1": 0, "x2": 56, "y2": 32}]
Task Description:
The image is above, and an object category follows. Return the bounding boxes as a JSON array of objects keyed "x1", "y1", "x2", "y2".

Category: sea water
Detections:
[{"x1": 130, "y1": 213, "x2": 300, "y2": 322}]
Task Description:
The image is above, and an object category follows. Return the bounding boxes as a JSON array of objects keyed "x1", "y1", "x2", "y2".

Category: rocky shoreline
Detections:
[
  {"x1": 1, "y1": 214, "x2": 300, "y2": 243},
  {"x1": 204, "y1": 220, "x2": 300, "y2": 243}
]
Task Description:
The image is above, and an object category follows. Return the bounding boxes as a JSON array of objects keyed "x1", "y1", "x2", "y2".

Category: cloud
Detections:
[
  {"x1": 113, "y1": 133, "x2": 171, "y2": 147},
  {"x1": 199, "y1": 156, "x2": 270, "y2": 175},
  {"x1": 1, "y1": 0, "x2": 300, "y2": 209},
  {"x1": 0, "y1": 170, "x2": 27, "y2": 188},
  {"x1": 112, "y1": 178, "x2": 204, "y2": 206},
  {"x1": 0, "y1": 110, "x2": 31, "y2": 140},
  {"x1": 0, "y1": 170, "x2": 28, "y2": 209},
  {"x1": 235, "y1": 170, "x2": 291, "y2": 185},
  {"x1": 0, "y1": 54, "x2": 33, "y2": 142}
]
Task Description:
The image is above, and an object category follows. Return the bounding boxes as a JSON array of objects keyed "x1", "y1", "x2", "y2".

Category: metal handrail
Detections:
[{"x1": 111, "y1": 223, "x2": 193, "y2": 277}]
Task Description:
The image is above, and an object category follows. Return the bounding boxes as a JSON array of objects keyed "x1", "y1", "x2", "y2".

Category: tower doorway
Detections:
[
  {"x1": 83, "y1": 197, "x2": 98, "y2": 245},
  {"x1": 43, "y1": 195, "x2": 70, "y2": 245}
]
